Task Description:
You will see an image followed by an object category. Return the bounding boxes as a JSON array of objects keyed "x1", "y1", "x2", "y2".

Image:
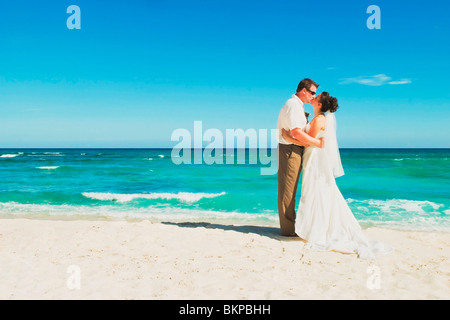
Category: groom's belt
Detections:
[{"x1": 279, "y1": 143, "x2": 304, "y2": 149}]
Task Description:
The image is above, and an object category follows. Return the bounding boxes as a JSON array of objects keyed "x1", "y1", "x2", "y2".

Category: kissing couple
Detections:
[{"x1": 277, "y1": 78, "x2": 393, "y2": 259}]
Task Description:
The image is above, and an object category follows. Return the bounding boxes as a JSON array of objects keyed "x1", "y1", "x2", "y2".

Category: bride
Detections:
[{"x1": 282, "y1": 92, "x2": 393, "y2": 259}]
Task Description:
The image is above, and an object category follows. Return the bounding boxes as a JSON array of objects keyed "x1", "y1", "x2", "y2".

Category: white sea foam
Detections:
[
  {"x1": 28, "y1": 152, "x2": 63, "y2": 157},
  {"x1": 346, "y1": 198, "x2": 449, "y2": 232},
  {"x1": 0, "y1": 197, "x2": 448, "y2": 231},
  {"x1": 0, "y1": 201, "x2": 277, "y2": 226},
  {"x1": 82, "y1": 191, "x2": 227, "y2": 203},
  {"x1": 347, "y1": 198, "x2": 444, "y2": 214},
  {"x1": 1, "y1": 154, "x2": 20, "y2": 158},
  {"x1": 37, "y1": 166, "x2": 59, "y2": 170},
  {"x1": 158, "y1": 155, "x2": 164, "y2": 158}
]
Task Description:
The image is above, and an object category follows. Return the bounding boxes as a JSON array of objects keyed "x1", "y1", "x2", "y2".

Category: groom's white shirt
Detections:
[{"x1": 277, "y1": 94, "x2": 307, "y2": 145}]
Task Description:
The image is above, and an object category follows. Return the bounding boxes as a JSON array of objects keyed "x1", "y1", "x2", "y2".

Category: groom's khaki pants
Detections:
[{"x1": 278, "y1": 143, "x2": 303, "y2": 236}]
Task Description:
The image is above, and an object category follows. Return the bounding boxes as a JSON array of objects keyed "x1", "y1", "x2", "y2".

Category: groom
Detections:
[{"x1": 277, "y1": 78, "x2": 319, "y2": 236}]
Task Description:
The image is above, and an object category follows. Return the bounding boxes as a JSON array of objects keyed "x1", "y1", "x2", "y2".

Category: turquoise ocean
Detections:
[{"x1": 0, "y1": 148, "x2": 449, "y2": 232}]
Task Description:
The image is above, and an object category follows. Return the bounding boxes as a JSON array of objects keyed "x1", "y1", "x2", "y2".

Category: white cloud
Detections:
[
  {"x1": 339, "y1": 74, "x2": 411, "y2": 86},
  {"x1": 388, "y1": 79, "x2": 412, "y2": 85}
]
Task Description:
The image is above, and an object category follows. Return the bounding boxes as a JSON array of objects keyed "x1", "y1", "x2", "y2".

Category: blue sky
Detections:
[{"x1": 0, "y1": 0, "x2": 449, "y2": 148}]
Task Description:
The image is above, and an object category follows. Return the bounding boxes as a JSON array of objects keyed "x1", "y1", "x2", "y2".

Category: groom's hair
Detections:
[{"x1": 296, "y1": 79, "x2": 319, "y2": 93}]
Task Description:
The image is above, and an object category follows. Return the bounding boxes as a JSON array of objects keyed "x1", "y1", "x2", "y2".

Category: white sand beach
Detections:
[{"x1": 0, "y1": 218, "x2": 448, "y2": 300}]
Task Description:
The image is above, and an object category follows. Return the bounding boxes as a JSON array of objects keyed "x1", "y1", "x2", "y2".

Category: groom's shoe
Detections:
[
  {"x1": 287, "y1": 232, "x2": 299, "y2": 237},
  {"x1": 280, "y1": 231, "x2": 297, "y2": 237},
  {"x1": 282, "y1": 232, "x2": 303, "y2": 240}
]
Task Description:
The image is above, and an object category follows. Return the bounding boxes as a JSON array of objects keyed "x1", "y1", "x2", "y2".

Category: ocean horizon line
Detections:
[{"x1": 1, "y1": 147, "x2": 449, "y2": 150}]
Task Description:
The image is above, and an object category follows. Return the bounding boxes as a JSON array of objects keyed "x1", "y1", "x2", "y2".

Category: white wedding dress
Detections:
[{"x1": 295, "y1": 117, "x2": 393, "y2": 259}]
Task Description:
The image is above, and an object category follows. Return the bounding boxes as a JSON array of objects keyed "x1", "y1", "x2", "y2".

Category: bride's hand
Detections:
[{"x1": 318, "y1": 138, "x2": 324, "y2": 148}]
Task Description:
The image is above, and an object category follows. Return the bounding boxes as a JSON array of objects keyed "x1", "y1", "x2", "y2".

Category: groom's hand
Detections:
[{"x1": 281, "y1": 128, "x2": 291, "y2": 138}]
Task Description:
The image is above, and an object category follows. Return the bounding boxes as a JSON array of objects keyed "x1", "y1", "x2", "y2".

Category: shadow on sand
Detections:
[{"x1": 161, "y1": 221, "x2": 302, "y2": 241}]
